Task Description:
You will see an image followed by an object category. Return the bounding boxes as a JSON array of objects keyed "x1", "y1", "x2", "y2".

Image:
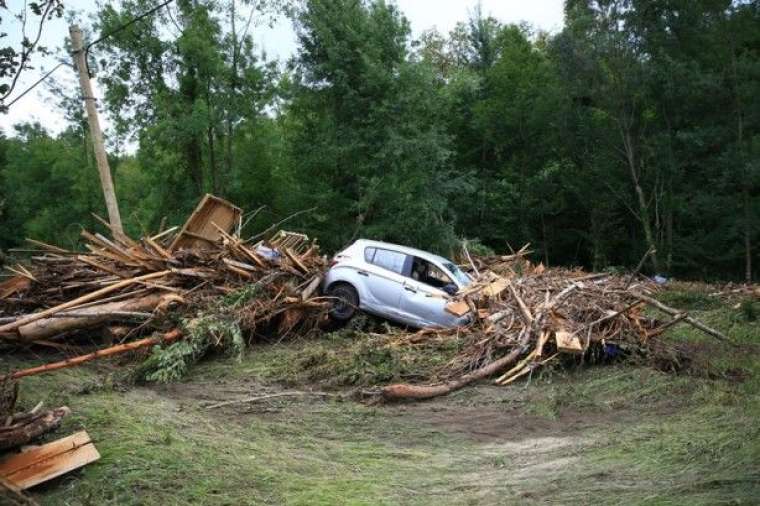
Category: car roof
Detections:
[{"x1": 352, "y1": 239, "x2": 453, "y2": 266}]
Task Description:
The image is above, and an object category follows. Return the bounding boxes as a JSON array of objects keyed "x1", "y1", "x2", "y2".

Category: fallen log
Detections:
[
  {"x1": 15, "y1": 293, "x2": 176, "y2": 342},
  {"x1": 0, "y1": 270, "x2": 171, "y2": 336},
  {"x1": 0, "y1": 329, "x2": 182, "y2": 382},
  {"x1": 382, "y1": 339, "x2": 529, "y2": 400},
  {"x1": 0, "y1": 407, "x2": 71, "y2": 451}
]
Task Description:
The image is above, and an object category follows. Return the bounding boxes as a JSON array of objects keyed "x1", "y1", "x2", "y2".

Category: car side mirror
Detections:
[{"x1": 442, "y1": 283, "x2": 458, "y2": 296}]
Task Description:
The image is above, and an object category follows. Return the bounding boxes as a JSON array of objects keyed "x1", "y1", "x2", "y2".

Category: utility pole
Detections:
[{"x1": 69, "y1": 25, "x2": 124, "y2": 237}]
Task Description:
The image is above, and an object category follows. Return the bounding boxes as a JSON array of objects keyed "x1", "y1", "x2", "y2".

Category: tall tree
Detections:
[{"x1": 285, "y1": 0, "x2": 457, "y2": 252}]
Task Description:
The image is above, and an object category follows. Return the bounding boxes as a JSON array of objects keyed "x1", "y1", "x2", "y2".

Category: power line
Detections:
[
  {"x1": 1, "y1": 62, "x2": 70, "y2": 112},
  {"x1": 86, "y1": 0, "x2": 176, "y2": 52},
  {"x1": 1, "y1": 0, "x2": 176, "y2": 112}
]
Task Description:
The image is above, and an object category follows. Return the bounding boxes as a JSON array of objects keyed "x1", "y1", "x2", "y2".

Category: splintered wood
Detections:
[
  {"x1": 382, "y1": 250, "x2": 733, "y2": 401},
  {"x1": 0, "y1": 431, "x2": 99, "y2": 490},
  {"x1": 0, "y1": 195, "x2": 329, "y2": 380},
  {"x1": 1, "y1": 196, "x2": 732, "y2": 404}
]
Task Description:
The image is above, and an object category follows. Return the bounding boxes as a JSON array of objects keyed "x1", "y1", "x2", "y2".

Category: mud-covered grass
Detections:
[{"x1": 1, "y1": 285, "x2": 758, "y2": 505}]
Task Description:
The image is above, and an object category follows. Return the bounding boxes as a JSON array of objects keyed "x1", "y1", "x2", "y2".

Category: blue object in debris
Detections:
[
  {"x1": 653, "y1": 274, "x2": 668, "y2": 285},
  {"x1": 603, "y1": 343, "x2": 622, "y2": 359}
]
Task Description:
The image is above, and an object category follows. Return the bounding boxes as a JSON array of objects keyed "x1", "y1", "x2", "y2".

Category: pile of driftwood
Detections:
[
  {"x1": 381, "y1": 248, "x2": 733, "y2": 401},
  {"x1": 0, "y1": 195, "x2": 329, "y2": 381}
]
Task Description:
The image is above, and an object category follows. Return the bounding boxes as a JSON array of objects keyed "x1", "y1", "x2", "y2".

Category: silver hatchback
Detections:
[{"x1": 323, "y1": 239, "x2": 473, "y2": 328}]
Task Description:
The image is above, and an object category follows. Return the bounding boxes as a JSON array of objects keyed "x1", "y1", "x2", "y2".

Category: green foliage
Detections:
[
  {"x1": 137, "y1": 314, "x2": 245, "y2": 383},
  {"x1": 0, "y1": 0, "x2": 758, "y2": 281},
  {"x1": 739, "y1": 298, "x2": 757, "y2": 322},
  {"x1": 0, "y1": 124, "x2": 104, "y2": 249}
]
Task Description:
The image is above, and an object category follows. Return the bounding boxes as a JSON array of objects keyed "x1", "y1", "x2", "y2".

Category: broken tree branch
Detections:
[
  {"x1": 0, "y1": 329, "x2": 182, "y2": 382},
  {"x1": 636, "y1": 293, "x2": 736, "y2": 346}
]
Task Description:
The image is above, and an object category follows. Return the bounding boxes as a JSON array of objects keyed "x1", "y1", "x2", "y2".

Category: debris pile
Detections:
[
  {"x1": 380, "y1": 249, "x2": 733, "y2": 401},
  {"x1": 0, "y1": 195, "x2": 732, "y2": 398},
  {"x1": 0, "y1": 195, "x2": 329, "y2": 379}
]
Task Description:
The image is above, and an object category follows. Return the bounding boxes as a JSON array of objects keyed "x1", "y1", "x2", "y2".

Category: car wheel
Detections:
[{"x1": 328, "y1": 283, "x2": 359, "y2": 321}]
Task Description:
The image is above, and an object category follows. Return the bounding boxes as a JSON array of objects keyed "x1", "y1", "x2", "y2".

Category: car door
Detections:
[
  {"x1": 361, "y1": 248, "x2": 409, "y2": 320},
  {"x1": 399, "y1": 260, "x2": 461, "y2": 328}
]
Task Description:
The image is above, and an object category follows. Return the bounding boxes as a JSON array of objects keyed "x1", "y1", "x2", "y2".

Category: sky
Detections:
[{"x1": 1, "y1": 0, "x2": 565, "y2": 138}]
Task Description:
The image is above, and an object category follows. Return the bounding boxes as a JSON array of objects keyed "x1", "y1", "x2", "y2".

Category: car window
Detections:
[
  {"x1": 364, "y1": 247, "x2": 376, "y2": 263},
  {"x1": 371, "y1": 248, "x2": 407, "y2": 274},
  {"x1": 427, "y1": 264, "x2": 453, "y2": 286},
  {"x1": 443, "y1": 262, "x2": 471, "y2": 286},
  {"x1": 410, "y1": 257, "x2": 454, "y2": 289}
]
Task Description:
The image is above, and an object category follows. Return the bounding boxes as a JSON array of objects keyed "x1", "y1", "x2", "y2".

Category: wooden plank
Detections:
[
  {"x1": 445, "y1": 300, "x2": 471, "y2": 317},
  {"x1": 555, "y1": 330, "x2": 583, "y2": 354},
  {"x1": 237, "y1": 244, "x2": 268, "y2": 269},
  {"x1": 0, "y1": 276, "x2": 31, "y2": 300},
  {"x1": 91, "y1": 213, "x2": 139, "y2": 249},
  {"x1": 77, "y1": 255, "x2": 128, "y2": 278},
  {"x1": 149, "y1": 226, "x2": 178, "y2": 242},
  {"x1": 24, "y1": 238, "x2": 71, "y2": 254},
  {"x1": 223, "y1": 258, "x2": 257, "y2": 272},
  {"x1": 144, "y1": 236, "x2": 172, "y2": 260},
  {"x1": 169, "y1": 194, "x2": 242, "y2": 251},
  {"x1": 482, "y1": 277, "x2": 509, "y2": 298},
  {"x1": 84, "y1": 244, "x2": 142, "y2": 267},
  {"x1": 0, "y1": 431, "x2": 100, "y2": 490},
  {"x1": 282, "y1": 247, "x2": 309, "y2": 274}
]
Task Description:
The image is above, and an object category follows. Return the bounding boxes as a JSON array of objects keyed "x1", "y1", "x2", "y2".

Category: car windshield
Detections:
[{"x1": 443, "y1": 261, "x2": 471, "y2": 286}]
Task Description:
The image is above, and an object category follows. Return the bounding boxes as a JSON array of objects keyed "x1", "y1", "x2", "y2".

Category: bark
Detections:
[
  {"x1": 0, "y1": 271, "x2": 171, "y2": 336},
  {"x1": 730, "y1": 39, "x2": 752, "y2": 282},
  {"x1": 16, "y1": 293, "x2": 172, "y2": 342},
  {"x1": 382, "y1": 284, "x2": 578, "y2": 401},
  {"x1": 382, "y1": 344, "x2": 528, "y2": 401},
  {"x1": 0, "y1": 407, "x2": 71, "y2": 451},
  {"x1": 1, "y1": 329, "x2": 183, "y2": 382},
  {"x1": 744, "y1": 182, "x2": 752, "y2": 283}
]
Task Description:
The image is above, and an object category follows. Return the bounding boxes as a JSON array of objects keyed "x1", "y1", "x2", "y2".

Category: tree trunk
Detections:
[
  {"x1": 225, "y1": 0, "x2": 238, "y2": 187},
  {"x1": 208, "y1": 124, "x2": 218, "y2": 194},
  {"x1": 744, "y1": 181, "x2": 752, "y2": 283},
  {"x1": 622, "y1": 128, "x2": 660, "y2": 273},
  {"x1": 16, "y1": 293, "x2": 172, "y2": 342},
  {"x1": 0, "y1": 407, "x2": 71, "y2": 451}
]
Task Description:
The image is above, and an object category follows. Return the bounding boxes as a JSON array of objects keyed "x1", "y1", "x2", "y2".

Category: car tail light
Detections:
[{"x1": 329, "y1": 259, "x2": 339, "y2": 268}]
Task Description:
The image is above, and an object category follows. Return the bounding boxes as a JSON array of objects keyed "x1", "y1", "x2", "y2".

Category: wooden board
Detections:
[
  {"x1": 0, "y1": 275, "x2": 31, "y2": 299},
  {"x1": 0, "y1": 430, "x2": 100, "y2": 490},
  {"x1": 445, "y1": 300, "x2": 471, "y2": 317},
  {"x1": 482, "y1": 277, "x2": 509, "y2": 298},
  {"x1": 169, "y1": 194, "x2": 242, "y2": 251},
  {"x1": 555, "y1": 330, "x2": 583, "y2": 354}
]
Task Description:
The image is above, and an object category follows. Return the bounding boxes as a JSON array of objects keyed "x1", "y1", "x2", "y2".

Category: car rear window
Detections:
[
  {"x1": 371, "y1": 248, "x2": 407, "y2": 274},
  {"x1": 364, "y1": 247, "x2": 376, "y2": 263}
]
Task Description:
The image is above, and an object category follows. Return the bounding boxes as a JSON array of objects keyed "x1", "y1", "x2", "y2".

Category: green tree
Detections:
[{"x1": 284, "y1": 0, "x2": 457, "y2": 253}]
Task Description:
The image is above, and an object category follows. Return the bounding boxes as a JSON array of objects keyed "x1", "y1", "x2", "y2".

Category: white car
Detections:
[{"x1": 323, "y1": 239, "x2": 473, "y2": 328}]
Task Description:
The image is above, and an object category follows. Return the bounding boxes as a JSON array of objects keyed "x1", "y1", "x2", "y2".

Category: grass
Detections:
[
  {"x1": 2, "y1": 284, "x2": 759, "y2": 505},
  {"x1": 16, "y1": 368, "x2": 456, "y2": 505}
]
